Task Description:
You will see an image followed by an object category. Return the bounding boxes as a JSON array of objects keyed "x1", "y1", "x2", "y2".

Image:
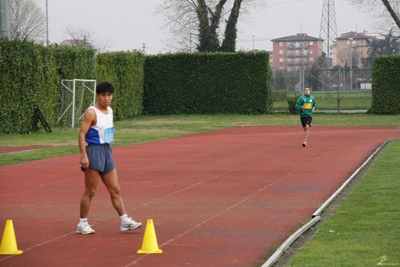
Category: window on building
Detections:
[
  {"x1": 310, "y1": 49, "x2": 314, "y2": 54},
  {"x1": 347, "y1": 39, "x2": 356, "y2": 46},
  {"x1": 287, "y1": 58, "x2": 291, "y2": 63},
  {"x1": 309, "y1": 41, "x2": 314, "y2": 46},
  {"x1": 279, "y1": 58, "x2": 283, "y2": 62},
  {"x1": 295, "y1": 50, "x2": 299, "y2": 55},
  {"x1": 279, "y1": 50, "x2": 283, "y2": 54},
  {"x1": 310, "y1": 57, "x2": 314, "y2": 62},
  {"x1": 295, "y1": 42, "x2": 299, "y2": 47},
  {"x1": 279, "y1": 42, "x2": 283, "y2": 46}
]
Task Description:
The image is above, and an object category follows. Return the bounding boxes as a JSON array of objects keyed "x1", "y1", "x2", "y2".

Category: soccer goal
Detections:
[{"x1": 57, "y1": 79, "x2": 96, "y2": 127}]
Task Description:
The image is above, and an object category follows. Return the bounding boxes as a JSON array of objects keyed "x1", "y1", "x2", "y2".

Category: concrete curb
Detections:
[{"x1": 261, "y1": 140, "x2": 389, "y2": 267}]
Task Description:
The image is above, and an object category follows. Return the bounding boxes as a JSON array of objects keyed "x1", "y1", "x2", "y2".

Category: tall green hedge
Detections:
[
  {"x1": 96, "y1": 51, "x2": 145, "y2": 120},
  {"x1": 371, "y1": 56, "x2": 400, "y2": 114},
  {"x1": 51, "y1": 46, "x2": 96, "y2": 80},
  {"x1": 36, "y1": 46, "x2": 60, "y2": 127},
  {"x1": 0, "y1": 40, "x2": 97, "y2": 133},
  {"x1": 143, "y1": 52, "x2": 272, "y2": 115},
  {"x1": 51, "y1": 46, "x2": 96, "y2": 127},
  {"x1": 0, "y1": 39, "x2": 43, "y2": 133}
]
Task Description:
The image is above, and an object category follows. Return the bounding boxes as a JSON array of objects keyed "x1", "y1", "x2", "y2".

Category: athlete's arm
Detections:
[{"x1": 78, "y1": 109, "x2": 96, "y2": 170}]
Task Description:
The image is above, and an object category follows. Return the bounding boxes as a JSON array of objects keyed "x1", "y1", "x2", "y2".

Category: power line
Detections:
[
  {"x1": 268, "y1": 0, "x2": 305, "y2": 6},
  {"x1": 237, "y1": 37, "x2": 273, "y2": 42}
]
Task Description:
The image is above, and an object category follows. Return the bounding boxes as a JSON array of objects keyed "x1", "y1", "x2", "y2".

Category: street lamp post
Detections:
[
  {"x1": 349, "y1": 38, "x2": 353, "y2": 92},
  {"x1": 252, "y1": 34, "x2": 255, "y2": 50},
  {"x1": 349, "y1": 37, "x2": 358, "y2": 107}
]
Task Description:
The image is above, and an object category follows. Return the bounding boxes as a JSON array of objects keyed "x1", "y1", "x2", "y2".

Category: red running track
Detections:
[{"x1": 0, "y1": 126, "x2": 399, "y2": 267}]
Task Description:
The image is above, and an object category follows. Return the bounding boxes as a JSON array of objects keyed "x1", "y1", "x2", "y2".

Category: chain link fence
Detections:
[{"x1": 272, "y1": 68, "x2": 373, "y2": 112}]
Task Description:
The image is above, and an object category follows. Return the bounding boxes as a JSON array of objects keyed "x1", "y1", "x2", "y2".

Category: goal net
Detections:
[{"x1": 57, "y1": 79, "x2": 96, "y2": 127}]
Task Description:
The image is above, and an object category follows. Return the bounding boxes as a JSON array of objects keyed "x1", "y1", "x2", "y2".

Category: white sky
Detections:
[{"x1": 36, "y1": 0, "x2": 376, "y2": 54}]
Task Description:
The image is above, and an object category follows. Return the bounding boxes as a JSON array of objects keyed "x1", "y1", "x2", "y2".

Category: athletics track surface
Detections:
[{"x1": 0, "y1": 126, "x2": 399, "y2": 267}]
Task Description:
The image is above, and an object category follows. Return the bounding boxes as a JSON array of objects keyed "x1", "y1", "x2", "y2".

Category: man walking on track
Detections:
[
  {"x1": 77, "y1": 81, "x2": 142, "y2": 234},
  {"x1": 295, "y1": 87, "x2": 317, "y2": 147}
]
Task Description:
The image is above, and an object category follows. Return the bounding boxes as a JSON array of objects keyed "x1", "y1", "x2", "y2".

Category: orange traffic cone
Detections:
[
  {"x1": 137, "y1": 219, "x2": 163, "y2": 254},
  {"x1": 0, "y1": 220, "x2": 23, "y2": 255}
]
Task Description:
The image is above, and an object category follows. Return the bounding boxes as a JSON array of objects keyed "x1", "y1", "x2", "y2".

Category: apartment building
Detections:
[
  {"x1": 331, "y1": 31, "x2": 378, "y2": 68},
  {"x1": 271, "y1": 33, "x2": 324, "y2": 71}
]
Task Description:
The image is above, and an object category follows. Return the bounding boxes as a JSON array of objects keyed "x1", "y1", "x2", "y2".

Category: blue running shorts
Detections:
[{"x1": 86, "y1": 144, "x2": 115, "y2": 174}]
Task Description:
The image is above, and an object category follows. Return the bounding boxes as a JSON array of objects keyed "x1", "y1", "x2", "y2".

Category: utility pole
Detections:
[
  {"x1": 0, "y1": 0, "x2": 10, "y2": 38},
  {"x1": 46, "y1": 0, "x2": 49, "y2": 45},
  {"x1": 142, "y1": 43, "x2": 146, "y2": 54}
]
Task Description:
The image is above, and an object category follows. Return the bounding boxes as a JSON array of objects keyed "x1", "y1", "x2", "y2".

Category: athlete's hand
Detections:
[{"x1": 80, "y1": 156, "x2": 89, "y2": 172}]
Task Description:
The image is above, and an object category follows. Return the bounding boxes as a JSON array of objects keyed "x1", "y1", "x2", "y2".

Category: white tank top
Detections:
[{"x1": 85, "y1": 106, "x2": 114, "y2": 144}]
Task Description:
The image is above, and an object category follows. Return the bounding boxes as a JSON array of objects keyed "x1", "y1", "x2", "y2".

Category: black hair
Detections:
[{"x1": 96, "y1": 81, "x2": 114, "y2": 94}]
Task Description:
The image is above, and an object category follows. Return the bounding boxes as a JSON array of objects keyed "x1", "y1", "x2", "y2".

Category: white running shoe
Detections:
[
  {"x1": 121, "y1": 217, "x2": 142, "y2": 232},
  {"x1": 76, "y1": 222, "x2": 95, "y2": 234},
  {"x1": 302, "y1": 141, "x2": 307, "y2": 147}
]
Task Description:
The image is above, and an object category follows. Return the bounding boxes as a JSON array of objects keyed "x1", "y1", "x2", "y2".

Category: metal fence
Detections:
[
  {"x1": 272, "y1": 68, "x2": 373, "y2": 111},
  {"x1": 272, "y1": 68, "x2": 372, "y2": 92}
]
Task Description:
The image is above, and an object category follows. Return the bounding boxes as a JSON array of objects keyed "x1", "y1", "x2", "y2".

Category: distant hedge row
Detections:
[
  {"x1": 96, "y1": 51, "x2": 145, "y2": 120},
  {"x1": 371, "y1": 56, "x2": 400, "y2": 114},
  {"x1": 0, "y1": 39, "x2": 273, "y2": 134},
  {"x1": 0, "y1": 39, "x2": 144, "y2": 133},
  {"x1": 144, "y1": 52, "x2": 272, "y2": 114},
  {"x1": 7, "y1": 40, "x2": 399, "y2": 133},
  {"x1": 0, "y1": 39, "x2": 95, "y2": 133}
]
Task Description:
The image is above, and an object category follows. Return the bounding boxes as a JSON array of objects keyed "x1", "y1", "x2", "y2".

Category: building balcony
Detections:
[
  {"x1": 287, "y1": 61, "x2": 308, "y2": 66},
  {"x1": 286, "y1": 54, "x2": 308, "y2": 58}
]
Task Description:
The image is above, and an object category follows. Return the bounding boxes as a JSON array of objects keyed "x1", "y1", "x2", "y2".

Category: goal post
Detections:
[{"x1": 57, "y1": 79, "x2": 96, "y2": 127}]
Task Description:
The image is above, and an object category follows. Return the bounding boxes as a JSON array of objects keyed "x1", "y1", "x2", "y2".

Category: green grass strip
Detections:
[{"x1": 284, "y1": 139, "x2": 400, "y2": 267}]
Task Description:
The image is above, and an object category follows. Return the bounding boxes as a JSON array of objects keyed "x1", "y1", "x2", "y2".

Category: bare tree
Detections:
[
  {"x1": 155, "y1": 0, "x2": 265, "y2": 52},
  {"x1": 9, "y1": 0, "x2": 45, "y2": 42},
  {"x1": 155, "y1": 0, "x2": 202, "y2": 52},
  {"x1": 63, "y1": 26, "x2": 95, "y2": 46},
  {"x1": 348, "y1": 0, "x2": 400, "y2": 33},
  {"x1": 63, "y1": 25, "x2": 112, "y2": 53}
]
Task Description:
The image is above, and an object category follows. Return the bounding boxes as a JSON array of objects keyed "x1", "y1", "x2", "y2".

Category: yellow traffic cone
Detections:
[
  {"x1": 0, "y1": 220, "x2": 23, "y2": 255},
  {"x1": 137, "y1": 219, "x2": 163, "y2": 254}
]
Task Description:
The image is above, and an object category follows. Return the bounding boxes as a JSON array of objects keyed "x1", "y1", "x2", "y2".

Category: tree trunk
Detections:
[
  {"x1": 220, "y1": 0, "x2": 243, "y2": 52},
  {"x1": 197, "y1": 0, "x2": 228, "y2": 52}
]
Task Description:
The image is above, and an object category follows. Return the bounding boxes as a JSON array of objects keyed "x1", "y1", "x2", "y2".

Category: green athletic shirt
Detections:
[{"x1": 295, "y1": 94, "x2": 317, "y2": 117}]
